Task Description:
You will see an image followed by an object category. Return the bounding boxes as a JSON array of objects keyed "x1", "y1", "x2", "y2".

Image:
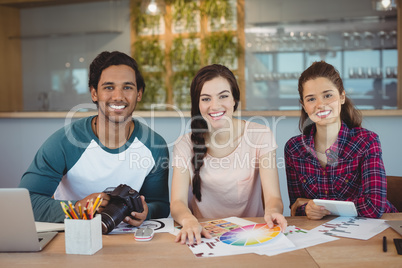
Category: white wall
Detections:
[
  {"x1": 1, "y1": 115, "x2": 401, "y2": 216},
  {"x1": 21, "y1": 0, "x2": 131, "y2": 111}
]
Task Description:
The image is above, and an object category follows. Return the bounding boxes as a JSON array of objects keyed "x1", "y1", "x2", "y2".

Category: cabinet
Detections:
[{"x1": 0, "y1": 5, "x2": 22, "y2": 112}]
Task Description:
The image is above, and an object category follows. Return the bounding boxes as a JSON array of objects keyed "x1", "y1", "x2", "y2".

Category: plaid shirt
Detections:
[{"x1": 285, "y1": 122, "x2": 398, "y2": 218}]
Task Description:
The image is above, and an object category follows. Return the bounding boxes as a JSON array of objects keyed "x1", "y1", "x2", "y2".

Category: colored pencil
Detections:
[
  {"x1": 60, "y1": 201, "x2": 72, "y2": 219},
  {"x1": 93, "y1": 194, "x2": 101, "y2": 212},
  {"x1": 68, "y1": 201, "x2": 79, "y2": 219}
]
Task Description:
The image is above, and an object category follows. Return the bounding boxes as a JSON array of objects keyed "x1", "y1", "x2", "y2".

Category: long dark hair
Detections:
[
  {"x1": 298, "y1": 61, "x2": 362, "y2": 135},
  {"x1": 190, "y1": 64, "x2": 240, "y2": 201}
]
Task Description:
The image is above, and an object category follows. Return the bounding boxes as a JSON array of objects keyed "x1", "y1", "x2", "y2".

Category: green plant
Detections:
[
  {"x1": 132, "y1": 37, "x2": 166, "y2": 110},
  {"x1": 170, "y1": 36, "x2": 200, "y2": 72},
  {"x1": 203, "y1": 0, "x2": 233, "y2": 30},
  {"x1": 171, "y1": 0, "x2": 199, "y2": 32},
  {"x1": 172, "y1": 73, "x2": 192, "y2": 109},
  {"x1": 169, "y1": 35, "x2": 201, "y2": 109},
  {"x1": 138, "y1": 73, "x2": 166, "y2": 110},
  {"x1": 131, "y1": 2, "x2": 162, "y2": 35},
  {"x1": 132, "y1": 37, "x2": 165, "y2": 72},
  {"x1": 131, "y1": 0, "x2": 239, "y2": 110},
  {"x1": 203, "y1": 31, "x2": 239, "y2": 67}
]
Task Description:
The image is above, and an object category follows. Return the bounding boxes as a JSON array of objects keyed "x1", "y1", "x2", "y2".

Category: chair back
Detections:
[{"x1": 387, "y1": 176, "x2": 402, "y2": 212}]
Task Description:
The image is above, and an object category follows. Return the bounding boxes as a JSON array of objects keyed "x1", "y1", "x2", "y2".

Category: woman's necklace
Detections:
[{"x1": 93, "y1": 116, "x2": 132, "y2": 142}]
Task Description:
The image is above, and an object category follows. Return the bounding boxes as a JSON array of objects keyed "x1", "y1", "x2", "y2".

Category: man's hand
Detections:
[
  {"x1": 123, "y1": 195, "x2": 148, "y2": 227},
  {"x1": 75, "y1": 192, "x2": 110, "y2": 214}
]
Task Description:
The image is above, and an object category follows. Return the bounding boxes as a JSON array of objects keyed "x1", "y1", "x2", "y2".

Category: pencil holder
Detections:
[{"x1": 64, "y1": 214, "x2": 102, "y2": 255}]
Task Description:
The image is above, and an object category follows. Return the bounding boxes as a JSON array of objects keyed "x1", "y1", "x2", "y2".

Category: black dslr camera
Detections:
[{"x1": 101, "y1": 184, "x2": 144, "y2": 234}]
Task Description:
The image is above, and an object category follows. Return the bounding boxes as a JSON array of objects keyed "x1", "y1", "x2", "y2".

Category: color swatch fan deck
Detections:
[{"x1": 220, "y1": 224, "x2": 281, "y2": 247}]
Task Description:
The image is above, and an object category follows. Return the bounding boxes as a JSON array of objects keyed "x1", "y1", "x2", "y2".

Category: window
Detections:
[{"x1": 244, "y1": 0, "x2": 399, "y2": 111}]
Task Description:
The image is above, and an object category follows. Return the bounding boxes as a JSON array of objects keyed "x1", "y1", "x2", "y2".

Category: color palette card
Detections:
[{"x1": 182, "y1": 218, "x2": 295, "y2": 258}]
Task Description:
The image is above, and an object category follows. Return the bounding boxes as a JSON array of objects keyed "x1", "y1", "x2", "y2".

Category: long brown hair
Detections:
[
  {"x1": 190, "y1": 64, "x2": 240, "y2": 201},
  {"x1": 298, "y1": 61, "x2": 362, "y2": 135}
]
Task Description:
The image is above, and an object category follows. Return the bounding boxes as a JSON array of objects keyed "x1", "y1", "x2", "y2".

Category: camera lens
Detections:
[{"x1": 100, "y1": 202, "x2": 129, "y2": 234}]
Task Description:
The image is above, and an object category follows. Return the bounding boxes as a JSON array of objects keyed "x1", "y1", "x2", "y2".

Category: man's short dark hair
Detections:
[{"x1": 88, "y1": 51, "x2": 146, "y2": 104}]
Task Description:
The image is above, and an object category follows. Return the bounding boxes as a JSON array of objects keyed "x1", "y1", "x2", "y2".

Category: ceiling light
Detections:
[
  {"x1": 148, "y1": 0, "x2": 157, "y2": 13},
  {"x1": 141, "y1": 0, "x2": 166, "y2": 15},
  {"x1": 372, "y1": 0, "x2": 397, "y2": 11}
]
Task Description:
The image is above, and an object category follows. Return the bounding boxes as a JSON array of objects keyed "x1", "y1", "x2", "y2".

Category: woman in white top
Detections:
[{"x1": 170, "y1": 64, "x2": 287, "y2": 245}]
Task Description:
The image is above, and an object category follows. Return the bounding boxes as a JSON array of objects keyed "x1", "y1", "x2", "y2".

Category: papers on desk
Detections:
[
  {"x1": 173, "y1": 217, "x2": 344, "y2": 258},
  {"x1": 310, "y1": 216, "x2": 389, "y2": 240},
  {"x1": 172, "y1": 217, "x2": 296, "y2": 258},
  {"x1": 109, "y1": 218, "x2": 174, "y2": 234},
  {"x1": 186, "y1": 232, "x2": 295, "y2": 258},
  {"x1": 172, "y1": 216, "x2": 389, "y2": 258},
  {"x1": 258, "y1": 225, "x2": 339, "y2": 256},
  {"x1": 35, "y1": 221, "x2": 65, "y2": 232},
  {"x1": 36, "y1": 218, "x2": 175, "y2": 234}
]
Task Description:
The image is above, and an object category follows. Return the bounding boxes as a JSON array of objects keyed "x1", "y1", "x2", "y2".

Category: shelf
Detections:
[
  {"x1": 251, "y1": 47, "x2": 397, "y2": 54},
  {"x1": 8, "y1": 30, "x2": 123, "y2": 40}
]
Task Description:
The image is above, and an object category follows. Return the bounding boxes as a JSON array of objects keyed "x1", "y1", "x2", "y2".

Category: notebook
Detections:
[
  {"x1": 0, "y1": 188, "x2": 58, "y2": 252},
  {"x1": 386, "y1": 220, "x2": 402, "y2": 236}
]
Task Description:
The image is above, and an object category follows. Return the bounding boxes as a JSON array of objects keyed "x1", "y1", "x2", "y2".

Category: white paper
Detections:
[
  {"x1": 258, "y1": 225, "x2": 339, "y2": 256},
  {"x1": 310, "y1": 216, "x2": 389, "y2": 240},
  {"x1": 35, "y1": 221, "x2": 65, "y2": 232},
  {"x1": 109, "y1": 218, "x2": 174, "y2": 234},
  {"x1": 187, "y1": 232, "x2": 295, "y2": 258}
]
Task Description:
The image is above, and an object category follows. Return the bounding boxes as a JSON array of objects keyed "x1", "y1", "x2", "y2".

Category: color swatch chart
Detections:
[{"x1": 220, "y1": 224, "x2": 281, "y2": 247}]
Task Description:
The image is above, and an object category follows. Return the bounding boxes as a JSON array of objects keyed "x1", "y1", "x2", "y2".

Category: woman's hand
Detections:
[
  {"x1": 175, "y1": 218, "x2": 212, "y2": 245},
  {"x1": 264, "y1": 212, "x2": 287, "y2": 232},
  {"x1": 290, "y1": 197, "x2": 311, "y2": 216},
  {"x1": 305, "y1": 200, "x2": 331, "y2": 220}
]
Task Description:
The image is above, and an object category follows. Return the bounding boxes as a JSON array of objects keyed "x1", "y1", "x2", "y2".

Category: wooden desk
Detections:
[{"x1": 1, "y1": 214, "x2": 401, "y2": 268}]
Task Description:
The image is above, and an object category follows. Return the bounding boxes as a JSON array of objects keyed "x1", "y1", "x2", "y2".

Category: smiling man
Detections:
[{"x1": 19, "y1": 51, "x2": 170, "y2": 225}]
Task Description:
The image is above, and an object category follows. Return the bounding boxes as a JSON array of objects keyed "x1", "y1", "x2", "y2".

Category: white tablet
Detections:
[{"x1": 313, "y1": 199, "x2": 358, "y2": 217}]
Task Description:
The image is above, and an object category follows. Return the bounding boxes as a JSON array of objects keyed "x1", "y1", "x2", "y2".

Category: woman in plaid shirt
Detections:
[{"x1": 285, "y1": 61, "x2": 398, "y2": 219}]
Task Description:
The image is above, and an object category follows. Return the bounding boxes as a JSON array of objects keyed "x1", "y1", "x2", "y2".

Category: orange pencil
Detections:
[{"x1": 82, "y1": 207, "x2": 88, "y2": 220}]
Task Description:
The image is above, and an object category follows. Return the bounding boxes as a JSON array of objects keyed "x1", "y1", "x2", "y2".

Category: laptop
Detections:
[
  {"x1": 386, "y1": 220, "x2": 402, "y2": 236},
  {"x1": 0, "y1": 188, "x2": 58, "y2": 252}
]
